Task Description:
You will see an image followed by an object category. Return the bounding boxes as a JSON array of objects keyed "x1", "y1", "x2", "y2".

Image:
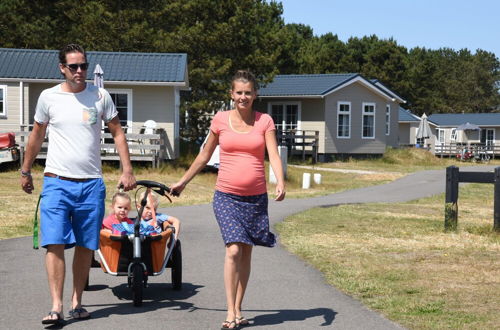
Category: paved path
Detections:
[
  {"x1": 0, "y1": 165, "x2": 495, "y2": 329},
  {"x1": 288, "y1": 164, "x2": 378, "y2": 174}
]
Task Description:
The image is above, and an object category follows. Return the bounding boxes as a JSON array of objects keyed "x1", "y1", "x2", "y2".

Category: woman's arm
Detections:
[
  {"x1": 170, "y1": 131, "x2": 219, "y2": 195},
  {"x1": 265, "y1": 130, "x2": 286, "y2": 201}
]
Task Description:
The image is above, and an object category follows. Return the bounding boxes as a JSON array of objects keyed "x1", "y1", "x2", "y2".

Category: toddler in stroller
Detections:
[{"x1": 96, "y1": 181, "x2": 182, "y2": 306}]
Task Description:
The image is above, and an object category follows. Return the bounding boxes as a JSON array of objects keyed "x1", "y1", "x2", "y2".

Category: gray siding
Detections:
[{"x1": 324, "y1": 82, "x2": 397, "y2": 154}]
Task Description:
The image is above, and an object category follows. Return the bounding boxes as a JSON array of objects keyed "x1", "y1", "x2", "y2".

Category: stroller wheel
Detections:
[
  {"x1": 132, "y1": 264, "x2": 143, "y2": 306},
  {"x1": 171, "y1": 240, "x2": 182, "y2": 290}
]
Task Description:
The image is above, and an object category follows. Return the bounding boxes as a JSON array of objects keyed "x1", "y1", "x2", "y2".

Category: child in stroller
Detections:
[
  {"x1": 102, "y1": 192, "x2": 134, "y2": 234},
  {"x1": 97, "y1": 182, "x2": 182, "y2": 306},
  {"x1": 137, "y1": 190, "x2": 181, "y2": 238}
]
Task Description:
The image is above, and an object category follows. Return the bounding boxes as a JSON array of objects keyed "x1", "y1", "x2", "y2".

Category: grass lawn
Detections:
[{"x1": 276, "y1": 183, "x2": 500, "y2": 329}]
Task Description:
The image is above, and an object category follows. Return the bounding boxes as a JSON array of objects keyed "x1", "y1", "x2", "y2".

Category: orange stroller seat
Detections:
[{"x1": 99, "y1": 228, "x2": 173, "y2": 274}]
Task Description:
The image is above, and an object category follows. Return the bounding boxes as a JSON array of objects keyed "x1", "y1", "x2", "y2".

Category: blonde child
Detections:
[{"x1": 139, "y1": 190, "x2": 181, "y2": 238}]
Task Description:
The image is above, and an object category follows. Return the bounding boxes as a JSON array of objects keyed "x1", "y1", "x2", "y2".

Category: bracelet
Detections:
[{"x1": 20, "y1": 170, "x2": 32, "y2": 177}]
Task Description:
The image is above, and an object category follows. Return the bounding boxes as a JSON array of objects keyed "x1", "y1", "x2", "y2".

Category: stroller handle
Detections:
[{"x1": 136, "y1": 180, "x2": 179, "y2": 197}]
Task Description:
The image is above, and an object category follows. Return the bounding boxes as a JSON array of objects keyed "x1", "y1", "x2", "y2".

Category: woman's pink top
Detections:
[
  {"x1": 210, "y1": 110, "x2": 275, "y2": 196},
  {"x1": 102, "y1": 213, "x2": 134, "y2": 233}
]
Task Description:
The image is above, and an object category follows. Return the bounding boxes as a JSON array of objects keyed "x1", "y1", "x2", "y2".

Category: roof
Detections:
[
  {"x1": 399, "y1": 107, "x2": 420, "y2": 122},
  {"x1": 258, "y1": 73, "x2": 405, "y2": 103},
  {"x1": 428, "y1": 113, "x2": 500, "y2": 127},
  {"x1": 0, "y1": 48, "x2": 188, "y2": 84}
]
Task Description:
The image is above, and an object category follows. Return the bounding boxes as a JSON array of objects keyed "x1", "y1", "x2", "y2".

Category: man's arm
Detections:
[
  {"x1": 107, "y1": 116, "x2": 136, "y2": 191},
  {"x1": 20, "y1": 122, "x2": 48, "y2": 194}
]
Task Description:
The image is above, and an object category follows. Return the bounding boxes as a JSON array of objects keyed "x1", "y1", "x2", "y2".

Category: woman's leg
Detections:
[
  {"x1": 223, "y1": 243, "x2": 243, "y2": 325},
  {"x1": 235, "y1": 244, "x2": 252, "y2": 318}
]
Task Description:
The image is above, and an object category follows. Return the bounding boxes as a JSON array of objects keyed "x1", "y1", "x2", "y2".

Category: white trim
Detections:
[
  {"x1": 385, "y1": 104, "x2": 390, "y2": 136},
  {"x1": 107, "y1": 89, "x2": 133, "y2": 131},
  {"x1": 19, "y1": 81, "x2": 24, "y2": 125},
  {"x1": 336, "y1": 101, "x2": 351, "y2": 139},
  {"x1": 267, "y1": 101, "x2": 302, "y2": 131},
  {"x1": 174, "y1": 87, "x2": 180, "y2": 139},
  {"x1": 450, "y1": 128, "x2": 457, "y2": 141},
  {"x1": 259, "y1": 95, "x2": 323, "y2": 99},
  {"x1": 437, "y1": 129, "x2": 445, "y2": 145},
  {"x1": 481, "y1": 128, "x2": 495, "y2": 145},
  {"x1": 0, "y1": 77, "x2": 187, "y2": 86},
  {"x1": 361, "y1": 102, "x2": 376, "y2": 139},
  {"x1": 0, "y1": 85, "x2": 7, "y2": 117},
  {"x1": 374, "y1": 81, "x2": 406, "y2": 103},
  {"x1": 95, "y1": 81, "x2": 187, "y2": 86},
  {"x1": 324, "y1": 76, "x2": 399, "y2": 102},
  {"x1": 259, "y1": 76, "x2": 404, "y2": 102}
]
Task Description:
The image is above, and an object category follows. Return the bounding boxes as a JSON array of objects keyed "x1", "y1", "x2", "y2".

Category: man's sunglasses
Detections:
[{"x1": 64, "y1": 63, "x2": 89, "y2": 71}]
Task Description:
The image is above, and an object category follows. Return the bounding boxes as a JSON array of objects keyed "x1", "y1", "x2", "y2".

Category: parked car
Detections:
[
  {"x1": 0, "y1": 132, "x2": 19, "y2": 164},
  {"x1": 200, "y1": 134, "x2": 220, "y2": 171}
]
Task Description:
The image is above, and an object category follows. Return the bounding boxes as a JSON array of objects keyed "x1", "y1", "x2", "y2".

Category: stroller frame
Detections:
[{"x1": 96, "y1": 180, "x2": 182, "y2": 306}]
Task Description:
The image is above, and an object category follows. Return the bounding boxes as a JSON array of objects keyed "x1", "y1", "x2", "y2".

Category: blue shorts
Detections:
[{"x1": 40, "y1": 176, "x2": 106, "y2": 250}]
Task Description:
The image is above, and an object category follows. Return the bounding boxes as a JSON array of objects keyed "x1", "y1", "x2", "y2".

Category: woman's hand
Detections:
[
  {"x1": 274, "y1": 182, "x2": 286, "y2": 201},
  {"x1": 170, "y1": 181, "x2": 186, "y2": 197}
]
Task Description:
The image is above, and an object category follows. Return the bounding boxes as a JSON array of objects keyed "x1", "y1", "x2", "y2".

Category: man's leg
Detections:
[
  {"x1": 70, "y1": 245, "x2": 92, "y2": 317},
  {"x1": 43, "y1": 244, "x2": 65, "y2": 322}
]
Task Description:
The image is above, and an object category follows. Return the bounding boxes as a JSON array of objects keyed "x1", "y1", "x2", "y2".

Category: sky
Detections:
[{"x1": 279, "y1": 0, "x2": 500, "y2": 57}]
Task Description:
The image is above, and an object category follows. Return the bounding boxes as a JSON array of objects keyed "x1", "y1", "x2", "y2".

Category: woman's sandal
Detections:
[
  {"x1": 236, "y1": 316, "x2": 249, "y2": 326},
  {"x1": 221, "y1": 319, "x2": 238, "y2": 329},
  {"x1": 41, "y1": 311, "x2": 63, "y2": 325}
]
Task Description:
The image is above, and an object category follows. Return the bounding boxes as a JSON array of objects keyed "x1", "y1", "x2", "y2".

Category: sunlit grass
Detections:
[{"x1": 276, "y1": 183, "x2": 500, "y2": 329}]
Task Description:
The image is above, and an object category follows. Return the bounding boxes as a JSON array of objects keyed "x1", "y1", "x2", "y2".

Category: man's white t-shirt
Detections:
[{"x1": 34, "y1": 83, "x2": 118, "y2": 178}]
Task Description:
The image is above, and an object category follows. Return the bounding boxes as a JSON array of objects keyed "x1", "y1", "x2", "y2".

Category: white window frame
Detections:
[
  {"x1": 450, "y1": 128, "x2": 457, "y2": 141},
  {"x1": 437, "y1": 129, "x2": 445, "y2": 145},
  {"x1": 385, "y1": 104, "x2": 390, "y2": 136},
  {"x1": 361, "y1": 102, "x2": 376, "y2": 139},
  {"x1": 268, "y1": 101, "x2": 302, "y2": 131},
  {"x1": 337, "y1": 101, "x2": 351, "y2": 139},
  {"x1": 107, "y1": 89, "x2": 133, "y2": 131},
  {"x1": 0, "y1": 85, "x2": 7, "y2": 117},
  {"x1": 481, "y1": 128, "x2": 495, "y2": 146}
]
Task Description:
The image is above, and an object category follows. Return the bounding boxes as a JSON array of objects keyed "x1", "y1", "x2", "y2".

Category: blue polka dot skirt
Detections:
[{"x1": 213, "y1": 190, "x2": 276, "y2": 247}]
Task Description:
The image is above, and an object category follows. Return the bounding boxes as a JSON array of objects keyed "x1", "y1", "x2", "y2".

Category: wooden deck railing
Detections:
[
  {"x1": 435, "y1": 143, "x2": 499, "y2": 159},
  {"x1": 276, "y1": 130, "x2": 319, "y2": 163},
  {"x1": 10, "y1": 130, "x2": 168, "y2": 168}
]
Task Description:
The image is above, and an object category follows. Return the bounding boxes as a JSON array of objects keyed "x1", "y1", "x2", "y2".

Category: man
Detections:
[{"x1": 20, "y1": 44, "x2": 136, "y2": 325}]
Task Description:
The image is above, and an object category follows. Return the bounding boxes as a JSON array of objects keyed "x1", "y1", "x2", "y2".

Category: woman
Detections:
[{"x1": 171, "y1": 70, "x2": 285, "y2": 329}]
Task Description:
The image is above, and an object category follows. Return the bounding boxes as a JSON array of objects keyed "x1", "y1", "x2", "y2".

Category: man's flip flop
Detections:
[
  {"x1": 41, "y1": 311, "x2": 63, "y2": 325},
  {"x1": 68, "y1": 308, "x2": 91, "y2": 320}
]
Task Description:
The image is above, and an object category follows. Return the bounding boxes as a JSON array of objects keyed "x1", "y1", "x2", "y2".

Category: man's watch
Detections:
[{"x1": 20, "y1": 170, "x2": 32, "y2": 177}]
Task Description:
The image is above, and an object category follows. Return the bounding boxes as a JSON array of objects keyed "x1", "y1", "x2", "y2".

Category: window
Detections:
[
  {"x1": 481, "y1": 129, "x2": 494, "y2": 146},
  {"x1": 362, "y1": 103, "x2": 375, "y2": 139},
  {"x1": 385, "y1": 104, "x2": 390, "y2": 135},
  {"x1": 108, "y1": 89, "x2": 132, "y2": 130},
  {"x1": 0, "y1": 85, "x2": 6, "y2": 117},
  {"x1": 437, "y1": 129, "x2": 445, "y2": 144},
  {"x1": 337, "y1": 102, "x2": 351, "y2": 138},
  {"x1": 269, "y1": 102, "x2": 300, "y2": 131},
  {"x1": 450, "y1": 128, "x2": 457, "y2": 141}
]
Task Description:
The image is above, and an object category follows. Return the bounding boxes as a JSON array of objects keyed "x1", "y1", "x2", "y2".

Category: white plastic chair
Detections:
[
  {"x1": 143, "y1": 120, "x2": 157, "y2": 134},
  {"x1": 139, "y1": 120, "x2": 158, "y2": 154}
]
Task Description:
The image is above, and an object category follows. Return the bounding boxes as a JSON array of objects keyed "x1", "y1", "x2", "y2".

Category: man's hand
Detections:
[
  {"x1": 117, "y1": 172, "x2": 136, "y2": 191},
  {"x1": 21, "y1": 174, "x2": 34, "y2": 194}
]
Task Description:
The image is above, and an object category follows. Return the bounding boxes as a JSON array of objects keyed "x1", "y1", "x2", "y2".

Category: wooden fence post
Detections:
[
  {"x1": 494, "y1": 167, "x2": 500, "y2": 232},
  {"x1": 444, "y1": 166, "x2": 459, "y2": 231}
]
